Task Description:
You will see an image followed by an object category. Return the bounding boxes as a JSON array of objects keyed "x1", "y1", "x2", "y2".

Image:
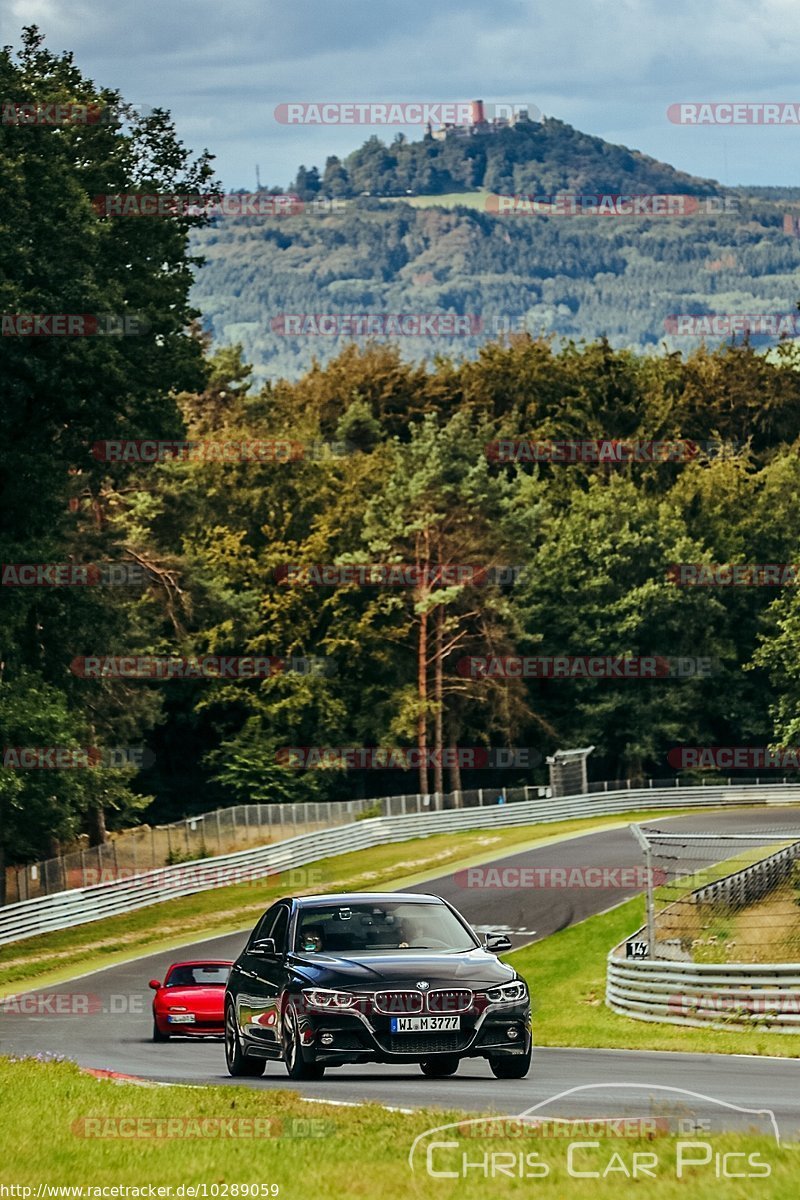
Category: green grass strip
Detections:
[{"x1": 0, "y1": 1057, "x2": 797, "y2": 1194}]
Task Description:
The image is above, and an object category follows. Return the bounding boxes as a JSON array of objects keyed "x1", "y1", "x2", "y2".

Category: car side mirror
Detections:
[
  {"x1": 148, "y1": 979, "x2": 161, "y2": 990},
  {"x1": 250, "y1": 937, "x2": 278, "y2": 958},
  {"x1": 485, "y1": 933, "x2": 512, "y2": 952}
]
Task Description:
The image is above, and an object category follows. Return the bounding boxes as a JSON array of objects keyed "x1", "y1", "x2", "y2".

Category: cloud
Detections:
[{"x1": 3, "y1": 0, "x2": 800, "y2": 186}]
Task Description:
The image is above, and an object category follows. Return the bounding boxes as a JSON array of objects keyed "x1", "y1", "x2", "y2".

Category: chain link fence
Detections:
[
  {"x1": 629, "y1": 825, "x2": 800, "y2": 963},
  {"x1": 4, "y1": 784, "x2": 555, "y2": 904},
  {"x1": 3, "y1": 799, "x2": 368, "y2": 903},
  {"x1": 6, "y1": 773, "x2": 797, "y2": 906}
]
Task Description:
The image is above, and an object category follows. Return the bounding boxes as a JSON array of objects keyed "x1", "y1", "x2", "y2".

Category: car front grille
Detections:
[
  {"x1": 373, "y1": 990, "x2": 424, "y2": 1014},
  {"x1": 384, "y1": 1032, "x2": 470, "y2": 1055},
  {"x1": 426, "y1": 988, "x2": 473, "y2": 1013},
  {"x1": 372, "y1": 988, "x2": 475, "y2": 1014}
]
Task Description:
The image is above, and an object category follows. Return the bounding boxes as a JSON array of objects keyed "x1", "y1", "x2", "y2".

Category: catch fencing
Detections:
[
  {"x1": 608, "y1": 826, "x2": 800, "y2": 1031},
  {"x1": 5, "y1": 775, "x2": 797, "y2": 904}
]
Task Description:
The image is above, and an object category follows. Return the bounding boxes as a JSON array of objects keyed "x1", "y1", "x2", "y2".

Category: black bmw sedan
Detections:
[{"x1": 224, "y1": 891, "x2": 532, "y2": 1081}]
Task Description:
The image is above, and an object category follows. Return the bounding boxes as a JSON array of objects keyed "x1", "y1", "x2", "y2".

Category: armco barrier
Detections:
[
  {"x1": 3, "y1": 782, "x2": 800, "y2": 947},
  {"x1": 607, "y1": 837, "x2": 800, "y2": 1032},
  {"x1": 607, "y1": 959, "x2": 800, "y2": 1034}
]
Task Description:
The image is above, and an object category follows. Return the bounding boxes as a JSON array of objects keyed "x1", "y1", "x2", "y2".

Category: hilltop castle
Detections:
[{"x1": 428, "y1": 99, "x2": 536, "y2": 140}]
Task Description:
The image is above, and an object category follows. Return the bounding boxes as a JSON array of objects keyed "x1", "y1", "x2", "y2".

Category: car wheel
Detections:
[
  {"x1": 283, "y1": 1007, "x2": 325, "y2": 1080},
  {"x1": 225, "y1": 1002, "x2": 266, "y2": 1077},
  {"x1": 420, "y1": 1055, "x2": 460, "y2": 1078},
  {"x1": 152, "y1": 1018, "x2": 170, "y2": 1043},
  {"x1": 488, "y1": 1042, "x2": 532, "y2": 1079}
]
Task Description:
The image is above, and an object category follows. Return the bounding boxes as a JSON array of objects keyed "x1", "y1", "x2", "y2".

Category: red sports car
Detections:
[{"x1": 149, "y1": 960, "x2": 232, "y2": 1041}]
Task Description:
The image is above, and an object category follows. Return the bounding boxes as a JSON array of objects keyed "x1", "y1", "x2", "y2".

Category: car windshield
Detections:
[
  {"x1": 294, "y1": 901, "x2": 478, "y2": 954},
  {"x1": 165, "y1": 964, "x2": 230, "y2": 986}
]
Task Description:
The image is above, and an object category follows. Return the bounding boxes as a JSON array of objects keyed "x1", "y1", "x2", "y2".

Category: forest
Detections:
[{"x1": 4, "y1": 29, "x2": 800, "y2": 881}]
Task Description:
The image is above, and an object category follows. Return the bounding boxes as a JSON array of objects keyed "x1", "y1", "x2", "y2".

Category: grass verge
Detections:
[
  {"x1": 510, "y1": 896, "x2": 800, "y2": 1057},
  {"x1": 0, "y1": 1057, "x2": 797, "y2": 1196},
  {"x1": 0, "y1": 808, "x2": 709, "y2": 995}
]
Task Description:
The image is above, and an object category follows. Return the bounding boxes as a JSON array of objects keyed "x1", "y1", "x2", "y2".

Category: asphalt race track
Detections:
[{"x1": 3, "y1": 807, "x2": 800, "y2": 1138}]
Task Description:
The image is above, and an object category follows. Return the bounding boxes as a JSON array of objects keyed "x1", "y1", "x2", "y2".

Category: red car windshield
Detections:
[{"x1": 165, "y1": 964, "x2": 230, "y2": 987}]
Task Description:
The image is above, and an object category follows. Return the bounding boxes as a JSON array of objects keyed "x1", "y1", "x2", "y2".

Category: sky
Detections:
[{"x1": 3, "y1": 0, "x2": 800, "y2": 190}]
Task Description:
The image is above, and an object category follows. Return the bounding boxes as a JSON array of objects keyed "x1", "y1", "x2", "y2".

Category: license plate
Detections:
[
  {"x1": 167, "y1": 1014, "x2": 196, "y2": 1024},
  {"x1": 390, "y1": 1016, "x2": 460, "y2": 1032}
]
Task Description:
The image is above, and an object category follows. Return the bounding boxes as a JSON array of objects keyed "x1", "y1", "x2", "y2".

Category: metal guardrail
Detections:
[
  {"x1": 9, "y1": 772, "x2": 794, "y2": 905},
  {"x1": 607, "y1": 959, "x2": 800, "y2": 1034},
  {"x1": 3, "y1": 781, "x2": 800, "y2": 947},
  {"x1": 3, "y1": 784, "x2": 559, "y2": 904},
  {"x1": 691, "y1": 840, "x2": 800, "y2": 909},
  {"x1": 607, "y1": 838, "x2": 800, "y2": 1032}
]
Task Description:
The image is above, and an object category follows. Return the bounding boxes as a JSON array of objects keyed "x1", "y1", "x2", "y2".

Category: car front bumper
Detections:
[{"x1": 293, "y1": 998, "x2": 532, "y2": 1063}]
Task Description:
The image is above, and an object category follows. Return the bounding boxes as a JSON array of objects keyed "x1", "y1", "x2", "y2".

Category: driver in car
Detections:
[{"x1": 300, "y1": 926, "x2": 324, "y2": 952}]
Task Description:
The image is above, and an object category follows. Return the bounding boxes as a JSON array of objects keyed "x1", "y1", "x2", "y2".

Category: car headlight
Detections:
[
  {"x1": 486, "y1": 981, "x2": 527, "y2": 1004},
  {"x1": 301, "y1": 988, "x2": 355, "y2": 1009}
]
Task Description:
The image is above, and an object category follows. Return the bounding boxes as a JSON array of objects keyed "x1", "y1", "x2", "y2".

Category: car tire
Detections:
[
  {"x1": 152, "y1": 1018, "x2": 170, "y2": 1043},
  {"x1": 283, "y1": 1007, "x2": 325, "y2": 1080},
  {"x1": 225, "y1": 1002, "x2": 266, "y2": 1077},
  {"x1": 488, "y1": 1042, "x2": 532, "y2": 1079},
  {"x1": 420, "y1": 1055, "x2": 460, "y2": 1078}
]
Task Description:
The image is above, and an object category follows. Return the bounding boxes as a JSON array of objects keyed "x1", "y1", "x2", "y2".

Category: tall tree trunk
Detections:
[
  {"x1": 447, "y1": 715, "x2": 462, "y2": 802},
  {"x1": 48, "y1": 836, "x2": 64, "y2": 893},
  {"x1": 433, "y1": 605, "x2": 444, "y2": 798},
  {"x1": 87, "y1": 722, "x2": 108, "y2": 847},
  {"x1": 0, "y1": 842, "x2": 6, "y2": 906},
  {"x1": 88, "y1": 802, "x2": 108, "y2": 847},
  {"x1": 417, "y1": 604, "x2": 429, "y2": 794}
]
